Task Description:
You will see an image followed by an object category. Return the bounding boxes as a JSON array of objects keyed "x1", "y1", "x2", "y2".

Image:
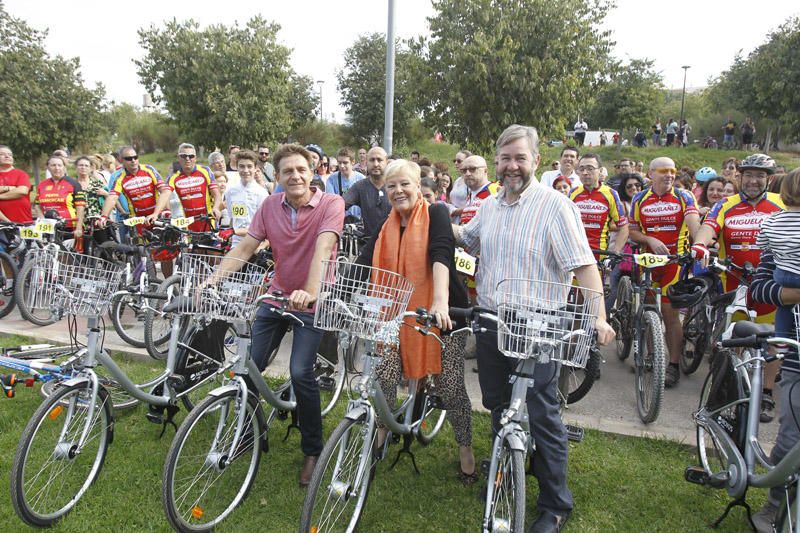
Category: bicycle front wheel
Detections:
[
  {"x1": 14, "y1": 258, "x2": 57, "y2": 326},
  {"x1": 300, "y1": 413, "x2": 374, "y2": 533},
  {"x1": 11, "y1": 382, "x2": 113, "y2": 527},
  {"x1": 635, "y1": 310, "x2": 666, "y2": 424},
  {"x1": 0, "y1": 250, "x2": 19, "y2": 318},
  {"x1": 110, "y1": 286, "x2": 159, "y2": 348},
  {"x1": 40, "y1": 365, "x2": 139, "y2": 412},
  {"x1": 613, "y1": 276, "x2": 634, "y2": 360},
  {"x1": 163, "y1": 389, "x2": 264, "y2": 532},
  {"x1": 144, "y1": 274, "x2": 182, "y2": 360},
  {"x1": 679, "y1": 297, "x2": 709, "y2": 376},
  {"x1": 484, "y1": 435, "x2": 526, "y2": 533},
  {"x1": 317, "y1": 350, "x2": 346, "y2": 417},
  {"x1": 559, "y1": 348, "x2": 601, "y2": 405}
]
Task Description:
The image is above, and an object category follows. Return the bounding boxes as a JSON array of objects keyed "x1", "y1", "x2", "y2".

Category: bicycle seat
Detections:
[{"x1": 732, "y1": 321, "x2": 774, "y2": 339}]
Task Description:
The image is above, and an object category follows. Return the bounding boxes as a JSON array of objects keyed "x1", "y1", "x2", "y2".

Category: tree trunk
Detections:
[
  {"x1": 764, "y1": 126, "x2": 773, "y2": 154},
  {"x1": 31, "y1": 157, "x2": 41, "y2": 187}
]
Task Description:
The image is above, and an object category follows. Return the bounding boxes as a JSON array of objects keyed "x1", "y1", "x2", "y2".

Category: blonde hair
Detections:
[
  {"x1": 780, "y1": 168, "x2": 800, "y2": 207},
  {"x1": 384, "y1": 159, "x2": 421, "y2": 183}
]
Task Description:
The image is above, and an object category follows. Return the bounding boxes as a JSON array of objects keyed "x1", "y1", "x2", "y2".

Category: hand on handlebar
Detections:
[
  {"x1": 647, "y1": 237, "x2": 670, "y2": 256},
  {"x1": 288, "y1": 289, "x2": 316, "y2": 311},
  {"x1": 595, "y1": 318, "x2": 615, "y2": 346},
  {"x1": 428, "y1": 301, "x2": 453, "y2": 331},
  {"x1": 691, "y1": 243, "x2": 709, "y2": 268}
]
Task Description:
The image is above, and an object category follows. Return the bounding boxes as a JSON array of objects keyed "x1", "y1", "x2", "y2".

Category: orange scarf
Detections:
[{"x1": 373, "y1": 198, "x2": 441, "y2": 379}]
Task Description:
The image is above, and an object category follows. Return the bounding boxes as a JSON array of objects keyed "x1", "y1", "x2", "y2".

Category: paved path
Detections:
[{"x1": 0, "y1": 309, "x2": 779, "y2": 449}]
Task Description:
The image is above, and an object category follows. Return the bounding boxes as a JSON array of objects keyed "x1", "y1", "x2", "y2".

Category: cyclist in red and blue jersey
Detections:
[
  {"x1": 168, "y1": 143, "x2": 222, "y2": 232},
  {"x1": 98, "y1": 146, "x2": 172, "y2": 224},
  {"x1": 629, "y1": 156, "x2": 701, "y2": 388}
]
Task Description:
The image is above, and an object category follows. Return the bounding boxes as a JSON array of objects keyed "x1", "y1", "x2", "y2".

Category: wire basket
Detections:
[
  {"x1": 24, "y1": 249, "x2": 124, "y2": 316},
  {"x1": 314, "y1": 259, "x2": 415, "y2": 343},
  {"x1": 495, "y1": 279, "x2": 602, "y2": 368},
  {"x1": 793, "y1": 305, "x2": 800, "y2": 343},
  {"x1": 175, "y1": 254, "x2": 269, "y2": 321}
]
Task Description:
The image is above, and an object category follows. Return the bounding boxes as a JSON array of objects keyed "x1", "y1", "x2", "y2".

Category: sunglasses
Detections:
[
  {"x1": 178, "y1": 154, "x2": 196, "y2": 160},
  {"x1": 123, "y1": 155, "x2": 139, "y2": 161},
  {"x1": 653, "y1": 168, "x2": 677, "y2": 175},
  {"x1": 259, "y1": 152, "x2": 270, "y2": 156},
  {"x1": 453, "y1": 159, "x2": 463, "y2": 164},
  {"x1": 626, "y1": 183, "x2": 641, "y2": 189},
  {"x1": 321, "y1": 162, "x2": 329, "y2": 167}
]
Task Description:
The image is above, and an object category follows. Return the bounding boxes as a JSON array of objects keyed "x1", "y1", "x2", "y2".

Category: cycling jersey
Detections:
[
  {"x1": 36, "y1": 177, "x2": 86, "y2": 229},
  {"x1": 630, "y1": 187, "x2": 697, "y2": 254},
  {"x1": 109, "y1": 165, "x2": 171, "y2": 217},
  {"x1": 704, "y1": 191, "x2": 784, "y2": 319},
  {"x1": 460, "y1": 184, "x2": 492, "y2": 225},
  {"x1": 569, "y1": 184, "x2": 628, "y2": 251},
  {"x1": 167, "y1": 166, "x2": 218, "y2": 232}
]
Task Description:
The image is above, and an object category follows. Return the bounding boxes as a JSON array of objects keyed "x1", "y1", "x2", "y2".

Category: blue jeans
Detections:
[
  {"x1": 250, "y1": 303, "x2": 325, "y2": 456},
  {"x1": 774, "y1": 268, "x2": 800, "y2": 342}
]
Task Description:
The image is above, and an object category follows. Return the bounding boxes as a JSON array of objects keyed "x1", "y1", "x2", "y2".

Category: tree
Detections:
[
  {"x1": 287, "y1": 73, "x2": 319, "y2": 131},
  {"x1": 588, "y1": 59, "x2": 664, "y2": 143},
  {"x1": 337, "y1": 33, "x2": 428, "y2": 146},
  {"x1": 0, "y1": 4, "x2": 105, "y2": 167},
  {"x1": 137, "y1": 16, "x2": 313, "y2": 148},
  {"x1": 425, "y1": 0, "x2": 614, "y2": 151},
  {"x1": 103, "y1": 103, "x2": 180, "y2": 154}
]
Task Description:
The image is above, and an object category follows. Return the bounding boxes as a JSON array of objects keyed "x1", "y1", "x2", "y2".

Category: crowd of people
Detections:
[{"x1": 1, "y1": 129, "x2": 799, "y2": 532}]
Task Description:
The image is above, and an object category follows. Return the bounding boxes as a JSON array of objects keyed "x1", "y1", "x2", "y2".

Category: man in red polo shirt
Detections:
[
  {"x1": 0, "y1": 145, "x2": 33, "y2": 225},
  {"x1": 629, "y1": 156, "x2": 701, "y2": 388},
  {"x1": 168, "y1": 143, "x2": 222, "y2": 232},
  {"x1": 210, "y1": 143, "x2": 343, "y2": 487}
]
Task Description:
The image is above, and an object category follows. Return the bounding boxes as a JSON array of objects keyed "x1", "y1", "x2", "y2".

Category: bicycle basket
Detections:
[
  {"x1": 794, "y1": 305, "x2": 800, "y2": 342},
  {"x1": 314, "y1": 259, "x2": 414, "y2": 343},
  {"x1": 25, "y1": 249, "x2": 124, "y2": 316},
  {"x1": 495, "y1": 279, "x2": 602, "y2": 368},
  {"x1": 177, "y1": 254, "x2": 269, "y2": 321}
]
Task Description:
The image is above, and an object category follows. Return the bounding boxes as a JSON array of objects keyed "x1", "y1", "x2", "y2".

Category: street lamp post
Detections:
[
  {"x1": 679, "y1": 65, "x2": 690, "y2": 134},
  {"x1": 317, "y1": 80, "x2": 324, "y2": 122},
  {"x1": 383, "y1": 0, "x2": 396, "y2": 154}
]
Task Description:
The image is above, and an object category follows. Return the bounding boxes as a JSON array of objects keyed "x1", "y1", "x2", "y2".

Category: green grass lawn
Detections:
[{"x1": 0, "y1": 334, "x2": 765, "y2": 531}]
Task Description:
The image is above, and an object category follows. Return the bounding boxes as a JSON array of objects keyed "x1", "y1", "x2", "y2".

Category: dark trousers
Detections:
[
  {"x1": 250, "y1": 304, "x2": 325, "y2": 456},
  {"x1": 476, "y1": 317, "x2": 573, "y2": 516}
]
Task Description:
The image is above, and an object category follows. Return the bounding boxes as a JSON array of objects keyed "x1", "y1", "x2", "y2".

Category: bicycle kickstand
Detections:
[
  {"x1": 146, "y1": 404, "x2": 181, "y2": 438},
  {"x1": 282, "y1": 409, "x2": 300, "y2": 442},
  {"x1": 389, "y1": 433, "x2": 420, "y2": 475},
  {"x1": 710, "y1": 494, "x2": 755, "y2": 531}
]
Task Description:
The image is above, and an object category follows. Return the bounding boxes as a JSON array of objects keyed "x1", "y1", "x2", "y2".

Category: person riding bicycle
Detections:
[
  {"x1": 167, "y1": 143, "x2": 222, "y2": 233},
  {"x1": 212, "y1": 143, "x2": 344, "y2": 487},
  {"x1": 628, "y1": 157, "x2": 701, "y2": 389},
  {"x1": 692, "y1": 154, "x2": 784, "y2": 419},
  {"x1": 355, "y1": 159, "x2": 477, "y2": 485},
  {"x1": 34, "y1": 155, "x2": 85, "y2": 243},
  {"x1": 455, "y1": 125, "x2": 614, "y2": 532}
]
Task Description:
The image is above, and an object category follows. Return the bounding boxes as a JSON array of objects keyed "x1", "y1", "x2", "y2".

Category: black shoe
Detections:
[
  {"x1": 528, "y1": 510, "x2": 571, "y2": 533},
  {"x1": 760, "y1": 393, "x2": 776, "y2": 423}
]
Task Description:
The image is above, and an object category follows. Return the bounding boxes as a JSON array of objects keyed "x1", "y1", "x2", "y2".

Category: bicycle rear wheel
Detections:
[
  {"x1": 300, "y1": 413, "x2": 374, "y2": 533},
  {"x1": 110, "y1": 285, "x2": 160, "y2": 348},
  {"x1": 144, "y1": 274, "x2": 182, "y2": 360},
  {"x1": 163, "y1": 389, "x2": 264, "y2": 532},
  {"x1": 414, "y1": 390, "x2": 447, "y2": 446},
  {"x1": 613, "y1": 276, "x2": 634, "y2": 360},
  {"x1": 680, "y1": 297, "x2": 710, "y2": 375},
  {"x1": 14, "y1": 258, "x2": 57, "y2": 326},
  {"x1": 0, "y1": 250, "x2": 19, "y2": 318},
  {"x1": 484, "y1": 434, "x2": 526, "y2": 533},
  {"x1": 635, "y1": 310, "x2": 666, "y2": 424},
  {"x1": 11, "y1": 382, "x2": 113, "y2": 527}
]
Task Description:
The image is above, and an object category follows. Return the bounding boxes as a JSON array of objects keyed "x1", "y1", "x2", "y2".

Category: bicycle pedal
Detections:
[
  {"x1": 426, "y1": 394, "x2": 446, "y2": 410},
  {"x1": 480, "y1": 459, "x2": 490, "y2": 477},
  {"x1": 145, "y1": 407, "x2": 165, "y2": 425},
  {"x1": 276, "y1": 409, "x2": 289, "y2": 421},
  {"x1": 565, "y1": 424, "x2": 584, "y2": 443},
  {"x1": 317, "y1": 376, "x2": 335, "y2": 391},
  {"x1": 684, "y1": 466, "x2": 709, "y2": 486}
]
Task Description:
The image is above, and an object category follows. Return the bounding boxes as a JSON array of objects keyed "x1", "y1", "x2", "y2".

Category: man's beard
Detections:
[{"x1": 501, "y1": 172, "x2": 532, "y2": 194}]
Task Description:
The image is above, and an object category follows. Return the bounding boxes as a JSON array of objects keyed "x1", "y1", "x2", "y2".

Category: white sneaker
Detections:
[{"x1": 751, "y1": 501, "x2": 779, "y2": 533}]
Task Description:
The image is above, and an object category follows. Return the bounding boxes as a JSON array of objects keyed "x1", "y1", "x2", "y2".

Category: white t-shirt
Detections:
[
  {"x1": 450, "y1": 176, "x2": 469, "y2": 209},
  {"x1": 225, "y1": 179, "x2": 269, "y2": 245},
  {"x1": 539, "y1": 170, "x2": 580, "y2": 190},
  {"x1": 574, "y1": 121, "x2": 588, "y2": 133}
]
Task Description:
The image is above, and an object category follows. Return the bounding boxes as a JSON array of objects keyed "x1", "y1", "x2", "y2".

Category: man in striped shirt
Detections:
[{"x1": 456, "y1": 124, "x2": 614, "y2": 532}]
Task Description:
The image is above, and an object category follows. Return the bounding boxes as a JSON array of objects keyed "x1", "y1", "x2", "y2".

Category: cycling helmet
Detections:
[
  {"x1": 667, "y1": 277, "x2": 710, "y2": 308},
  {"x1": 304, "y1": 144, "x2": 325, "y2": 159},
  {"x1": 695, "y1": 167, "x2": 718, "y2": 183},
  {"x1": 738, "y1": 153, "x2": 776, "y2": 175}
]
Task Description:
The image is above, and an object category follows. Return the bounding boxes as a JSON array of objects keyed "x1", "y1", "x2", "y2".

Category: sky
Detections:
[{"x1": 5, "y1": 0, "x2": 799, "y2": 122}]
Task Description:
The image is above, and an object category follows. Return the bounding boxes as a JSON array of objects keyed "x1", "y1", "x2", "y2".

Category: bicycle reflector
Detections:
[
  {"x1": 48, "y1": 405, "x2": 64, "y2": 421},
  {"x1": 191, "y1": 506, "x2": 204, "y2": 519}
]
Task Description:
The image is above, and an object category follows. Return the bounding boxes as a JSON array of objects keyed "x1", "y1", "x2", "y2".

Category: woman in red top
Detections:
[{"x1": 34, "y1": 155, "x2": 85, "y2": 242}]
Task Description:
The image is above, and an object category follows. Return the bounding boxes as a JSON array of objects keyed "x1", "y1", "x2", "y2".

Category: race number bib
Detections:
[
  {"x1": 171, "y1": 216, "x2": 194, "y2": 228},
  {"x1": 633, "y1": 253, "x2": 670, "y2": 268},
  {"x1": 454, "y1": 248, "x2": 477, "y2": 276},
  {"x1": 123, "y1": 216, "x2": 148, "y2": 227},
  {"x1": 231, "y1": 203, "x2": 247, "y2": 218},
  {"x1": 20, "y1": 226, "x2": 42, "y2": 240},
  {"x1": 35, "y1": 219, "x2": 56, "y2": 234}
]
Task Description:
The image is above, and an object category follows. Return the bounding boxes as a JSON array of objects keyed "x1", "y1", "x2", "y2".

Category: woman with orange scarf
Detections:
[{"x1": 356, "y1": 159, "x2": 476, "y2": 484}]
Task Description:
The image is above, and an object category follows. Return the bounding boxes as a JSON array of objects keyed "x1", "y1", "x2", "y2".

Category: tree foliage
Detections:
[
  {"x1": 288, "y1": 73, "x2": 320, "y2": 130},
  {"x1": 136, "y1": 16, "x2": 316, "y2": 148},
  {"x1": 337, "y1": 33, "x2": 428, "y2": 146},
  {"x1": 425, "y1": 0, "x2": 614, "y2": 151},
  {"x1": 0, "y1": 4, "x2": 105, "y2": 161},
  {"x1": 588, "y1": 59, "x2": 664, "y2": 139},
  {"x1": 709, "y1": 16, "x2": 800, "y2": 141},
  {"x1": 103, "y1": 103, "x2": 179, "y2": 154}
]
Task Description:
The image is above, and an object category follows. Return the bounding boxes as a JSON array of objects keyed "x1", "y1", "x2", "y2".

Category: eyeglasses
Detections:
[
  {"x1": 122, "y1": 155, "x2": 139, "y2": 162},
  {"x1": 462, "y1": 166, "x2": 485, "y2": 173},
  {"x1": 653, "y1": 168, "x2": 677, "y2": 175},
  {"x1": 320, "y1": 162, "x2": 328, "y2": 167},
  {"x1": 178, "y1": 154, "x2": 196, "y2": 160},
  {"x1": 453, "y1": 159, "x2": 463, "y2": 164},
  {"x1": 259, "y1": 152, "x2": 270, "y2": 157},
  {"x1": 577, "y1": 165, "x2": 598, "y2": 172}
]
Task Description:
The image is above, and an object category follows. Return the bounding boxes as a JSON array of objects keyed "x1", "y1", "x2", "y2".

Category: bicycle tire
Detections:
[
  {"x1": 485, "y1": 435, "x2": 526, "y2": 533},
  {"x1": 110, "y1": 284, "x2": 160, "y2": 348},
  {"x1": 614, "y1": 276, "x2": 634, "y2": 361},
  {"x1": 11, "y1": 382, "x2": 113, "y2": 527},
  {"x1": 559, "y1": 348, "x2": 601, "y2": 405},
  {"x1": 317, "y1": 350, "x2": 346, "y2": 417},
  {"x1": 635, "y1": 310, "x2": 666, "y2": 424},
  {"x1": 774, "y1": 485, "x2": 796, "y2": 533},
  {"x1": 3, "y1": 345, "x2": 71, "y2": 360},
  {"x1": 300, "y1": 413, "x2": 374, "y2": 533},
  {"x1": 0, "y1": 250, "x2": 19, "y2": 318},
  {"x1": 173, "y1": 324, "x2": 229, "y2": 412},
  {"x1": 679, "y1": 296, "x2": 710, "y2": 376},
  {"x1": 39, "y1": 366, "x2": 139, "y2": 412},
  {"x1": 413, "y1": 391, "x2": 447, "y2": 446},
  {"x1": 144, "y1": 274, "x2": 183, "y2": 360},
  {"x1": 14, "y1": 258, "x2": 57, "y2": 326},
  {"x1": 162, "y1": 389, "x2": 264, "y2": 532}
]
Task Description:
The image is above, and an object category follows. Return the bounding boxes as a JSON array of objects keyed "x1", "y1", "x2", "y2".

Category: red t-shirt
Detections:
[
  {"x1": 36, "y1": 177, "x2": 86, "y2": 229},
  {"x1": 0, "y1": 168, "x2": 32, "y2": 223}
]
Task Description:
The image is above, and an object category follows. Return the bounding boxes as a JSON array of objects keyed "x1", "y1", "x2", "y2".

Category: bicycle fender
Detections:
[
  {"x1": 61, "y1": 375, "x2": 90, "y2": 388},
  {"x1": 345, "y1": 404, "x2": 369, "y2": 422},
  {"x1": 695, "y1": 410, "x2": 747, "y2": 498},
  {"x1": 208, "y1": 383, "x2": 240, "y2": 398},
  {"x1": 501, "y1": 431, "x2": 527, "y2": 453}
]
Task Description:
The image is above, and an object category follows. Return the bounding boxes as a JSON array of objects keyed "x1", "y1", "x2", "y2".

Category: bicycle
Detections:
[
  {"x1": 299, "y1": 260, "x2": 449, "y2": 533},
  {"x1": 0, "y1": 222, "x2": 21, "y2": 318},
  {"x1": 685, "y1": 320, "x2": 800, "y2": 531},
  {"x1": 596, "y1": 248, "x2": 693, "y2": 423},
  {"x1": 161, "y1": 262, "x2": 346, "y2": 532},
  {"x1": 9, "y1": 250, "x2": 235, "y2": 527}
]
